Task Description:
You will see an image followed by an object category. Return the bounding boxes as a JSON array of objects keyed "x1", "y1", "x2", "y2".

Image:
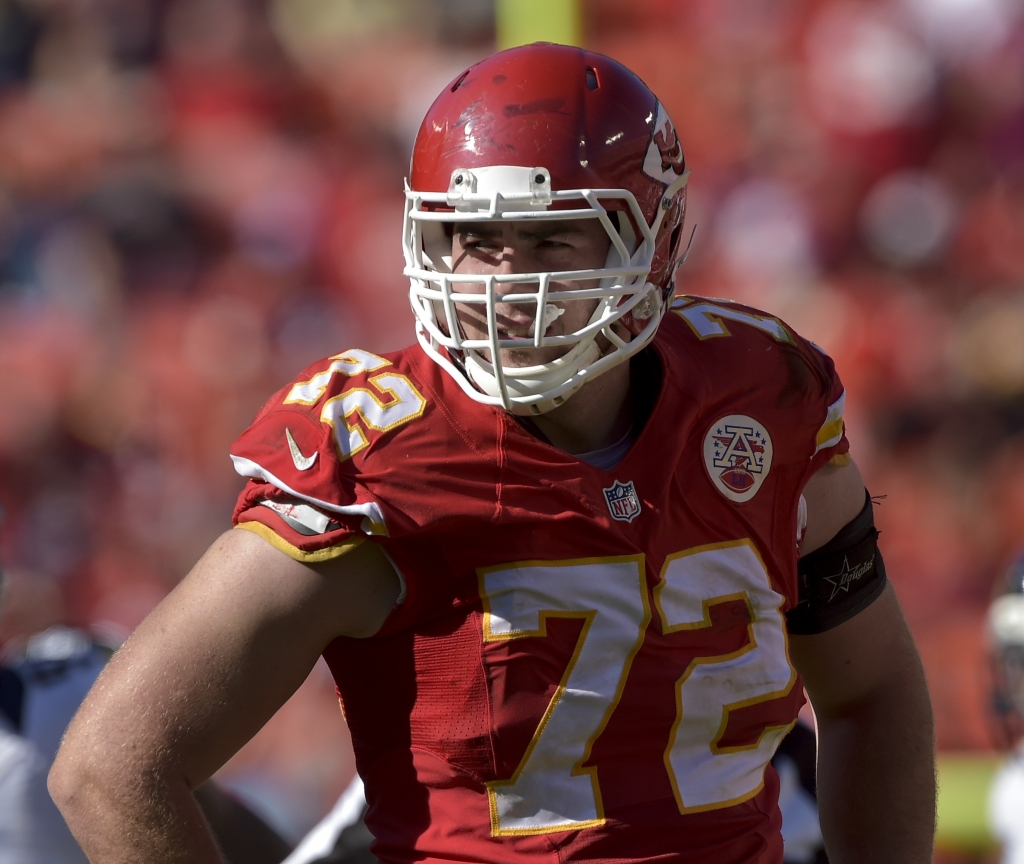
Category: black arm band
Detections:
[{"x1": 786, "y1": 491, "x2": 888, "y2": 635}]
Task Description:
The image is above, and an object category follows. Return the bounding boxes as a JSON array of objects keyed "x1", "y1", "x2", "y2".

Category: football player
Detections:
[
  {"x1": 988, "y1": 551, "x2": 1024, "y2": 864},
  {"x1": 49, "y1": 44, "x2": 935, "y2": 863},
  {"x1": 0, "y1": 549, "x2": 292, "y2": 863}
]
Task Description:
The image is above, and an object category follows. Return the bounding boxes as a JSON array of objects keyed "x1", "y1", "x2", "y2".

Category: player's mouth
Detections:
[
  {"x1": 494, "y1": 305, "x2": 564, "y2": 341},
  {"x1": 497, "y1": 327, "x2": 534, "y2": 340}
]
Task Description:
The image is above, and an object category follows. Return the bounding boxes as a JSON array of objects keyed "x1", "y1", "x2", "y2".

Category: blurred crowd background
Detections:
[{"x1": 0, "y1": 0, "x2": 1022, "y2": 851}]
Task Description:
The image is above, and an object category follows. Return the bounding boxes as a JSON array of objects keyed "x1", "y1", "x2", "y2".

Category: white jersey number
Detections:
[
  {"x1": 480, "y1": 556, "x2": 650, "y2": 836},
  {"x1": 284, "y1": 349, "x2": 426, "y2": 461},
  {"x1": 479, "y1": 542, "x2": 795, "y2": 835},
  {"x1": 656, "y1": 540, "x2": 796, "y2": 812},
  {"x1": 672, "y1": 297, "x2": 794, "y2": 344}
]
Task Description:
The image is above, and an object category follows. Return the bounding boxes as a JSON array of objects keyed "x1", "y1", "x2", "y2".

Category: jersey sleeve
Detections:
[
  {"x1": 782, "y1": 334, "x2": 885, "y2": 635},
  {"x1": 232, "y1": 479, "x2": 368, "y2": 564},
  {"x1": 804, "y1": 339, "x2": 850, "y2": 474},
  {"x1": 669, "y1": 295, "x2": 850, "y2": 476},
  {"x1": 779, "y1": 330, "x2": 853, "y2": 538},
  {"x1": 229, "y1": 358, "x2": 392, "y2": 564}
]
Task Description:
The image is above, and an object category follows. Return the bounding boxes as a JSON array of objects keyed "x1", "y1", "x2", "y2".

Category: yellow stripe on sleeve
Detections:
[
  {"x1": 234, "y1": 521, "x2": 364, "y2": 562},
  {"x1": 814, "y1": 391, "x2": 846, "y2": 453},
  {"x1": 815, "y1": 417, "x2": 845, "y2": 449}
]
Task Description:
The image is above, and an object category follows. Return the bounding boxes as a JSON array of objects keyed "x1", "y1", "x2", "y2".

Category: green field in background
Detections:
[
  {"x1": 496, "y1": 0, "x2": 581, "y2": 48},
  {"x1": 937, "y1": 752, "x2": 1004, "y2": 850}
]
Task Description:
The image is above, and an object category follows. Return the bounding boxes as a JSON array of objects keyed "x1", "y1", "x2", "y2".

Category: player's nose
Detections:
[
  {"x1": 494, "y1": 239, "x2": 544, "y2": 285},
  {"x1": 491, "y1": 253, "x2": 544, "y2": 327}
]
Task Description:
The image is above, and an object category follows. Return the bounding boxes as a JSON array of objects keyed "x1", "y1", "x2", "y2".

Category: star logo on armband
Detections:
[{"x1": 824, "y1": 556, "x2": 875, "y2": 602}]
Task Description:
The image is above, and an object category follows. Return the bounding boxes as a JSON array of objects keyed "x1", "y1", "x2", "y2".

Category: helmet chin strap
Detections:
[{"x1": 464, "y1": 337, "x2": 603, "y2": 415}]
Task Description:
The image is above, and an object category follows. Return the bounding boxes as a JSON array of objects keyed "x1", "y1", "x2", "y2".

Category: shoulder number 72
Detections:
[{"x1": 284, "y1": 349, "x2": 427, "y2": 461}]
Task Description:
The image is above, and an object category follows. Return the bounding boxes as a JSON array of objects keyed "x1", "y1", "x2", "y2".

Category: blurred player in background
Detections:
[
  {"x1": 0, "y1": 517, "x2": 292, "y2": 864},
  {"x1": 0, "y1": 579, "x2": 101, "y2": 862},
  {"x1": 772, "y1": 718, "x2": 828, "y2": 864},
  {"x1": 988, "y1": 551, "x2": 1024, "y2": 864},
  {"x1": 50, "y1": 43, "x2": 933, "y2": 863}
]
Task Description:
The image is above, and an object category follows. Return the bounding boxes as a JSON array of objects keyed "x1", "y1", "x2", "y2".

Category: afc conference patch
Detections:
[
  {"x1": 603, "y1": 480, "x2": 642, "y2": 523},
  {"x1": 703, "y1": 415, "x2": 774, "y2": 503}
]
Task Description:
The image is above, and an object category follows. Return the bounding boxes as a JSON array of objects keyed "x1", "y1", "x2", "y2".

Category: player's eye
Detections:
[
  {"x1": 460, "y1": 232, "x2": 499, "y2": 250},
  {"x1": 538, "y1": 236, "x2": 572, "y2": 249}
]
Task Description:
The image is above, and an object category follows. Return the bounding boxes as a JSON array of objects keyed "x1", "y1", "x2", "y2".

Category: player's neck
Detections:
[{"x1": 528, "y1": 362, "x2": 632, "y2": 456}]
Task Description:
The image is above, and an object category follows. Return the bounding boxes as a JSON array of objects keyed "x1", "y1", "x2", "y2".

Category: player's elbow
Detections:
[
  {"x1": 48, "y1": 728, "x2": 107, "y2": 823},
  {"x1": 49, "y1": 726, "x2": 132, "y2": 831},
  {"x1": 48, "y1": 739, "x2": 96, "y2": 826}
]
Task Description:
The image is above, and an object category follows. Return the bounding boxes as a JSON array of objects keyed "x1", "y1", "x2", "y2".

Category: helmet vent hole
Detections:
[
  {"x1": 585, "y1": 68, "x2": 599, "y2": 91},
  {"x1": 451, "y1": 70, "x2": 470, "y2": 92}
]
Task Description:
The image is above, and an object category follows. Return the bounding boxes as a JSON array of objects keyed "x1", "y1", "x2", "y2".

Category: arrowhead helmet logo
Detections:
[
  {"x1": 703, "y1": 415, "x2": 773, "y2": 503},
  {"x1": 603, "y1": 480, "x2": 642, "y2": 523},
  {"x1": 642, "y1": 101, "x2": 686, "y2": 188}
]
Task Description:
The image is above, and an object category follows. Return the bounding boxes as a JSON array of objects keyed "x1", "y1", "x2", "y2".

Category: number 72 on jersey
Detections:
[{"x1": 479, "y1": 539, "x2": 796, "y2": 836}]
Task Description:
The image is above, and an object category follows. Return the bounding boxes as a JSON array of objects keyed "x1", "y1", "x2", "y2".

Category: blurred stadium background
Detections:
[{"x1": 0, "y1": 0, "x2": 1021, "y2": 859}]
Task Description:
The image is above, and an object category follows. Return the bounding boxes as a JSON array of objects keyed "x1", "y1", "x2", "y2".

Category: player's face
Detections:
[{"x1": 450, "y1": 219, "x2": 611, "y2": 367}]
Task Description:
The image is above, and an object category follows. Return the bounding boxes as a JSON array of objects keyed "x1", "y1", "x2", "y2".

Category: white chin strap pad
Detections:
[{"x1": 464, "y1": 339, "x2": 603, "y2": 415}]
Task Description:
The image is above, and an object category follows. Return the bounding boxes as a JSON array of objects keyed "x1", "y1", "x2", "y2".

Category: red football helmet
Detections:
[{"x1": 402, "y1": 43, "x2": 690, "y2": 415}]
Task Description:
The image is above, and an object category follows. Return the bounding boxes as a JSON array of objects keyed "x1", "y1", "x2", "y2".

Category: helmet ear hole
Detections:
[
  {"x1": 585, "y1": 67, "x2": 599, "y2": 90},
  {"x1": 670, "y1": 223, "x2": 683, "y2": 256}
]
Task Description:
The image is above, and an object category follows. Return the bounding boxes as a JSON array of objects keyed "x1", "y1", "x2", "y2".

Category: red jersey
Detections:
[{"x1": 230, "y1": 296, "x2": 849, "y2": 864}]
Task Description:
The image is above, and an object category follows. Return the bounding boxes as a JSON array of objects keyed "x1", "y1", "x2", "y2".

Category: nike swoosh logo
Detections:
[{"x1": 286, "y1": 428, "x2": 318, "y2": 471}]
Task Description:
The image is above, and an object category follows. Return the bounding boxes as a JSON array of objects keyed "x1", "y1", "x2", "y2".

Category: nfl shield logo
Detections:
[{"x1": 603, "y1": 480, "x2": 642, "y2": 523}]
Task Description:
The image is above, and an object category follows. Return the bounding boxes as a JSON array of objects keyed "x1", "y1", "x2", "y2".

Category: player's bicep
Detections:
[
  {"x1": 787, "y1": 456, "x2": 888, "y2": 637},
  {"x1": 789, "y1": 455, "x2": 916, "y2": 712},
  {"x1": 789, "y1": 582, "x2": 921, "y2": 716},
  {"x1": 55, "y1": 528, "x2": 399, "y2": 791},
  {"x1": 799, "y1": 457, "x2": 865, "y2": 556}
]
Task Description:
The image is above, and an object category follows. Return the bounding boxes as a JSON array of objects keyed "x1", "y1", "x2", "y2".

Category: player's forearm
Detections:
[
  {"x1": 813, "y1": 664, "x2": 936, "y2": 864},
  {"x1": 49, "y1": 757, "x2": 227, "y2": 864}
]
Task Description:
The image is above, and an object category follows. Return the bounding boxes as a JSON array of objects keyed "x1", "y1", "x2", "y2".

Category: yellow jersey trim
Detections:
[
  {"x1": 234, "y1": 521, "x2": 363, "y2": 562},
  {"x1": 814, "y1": 392, "x2": 846, "y2": 453}
]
